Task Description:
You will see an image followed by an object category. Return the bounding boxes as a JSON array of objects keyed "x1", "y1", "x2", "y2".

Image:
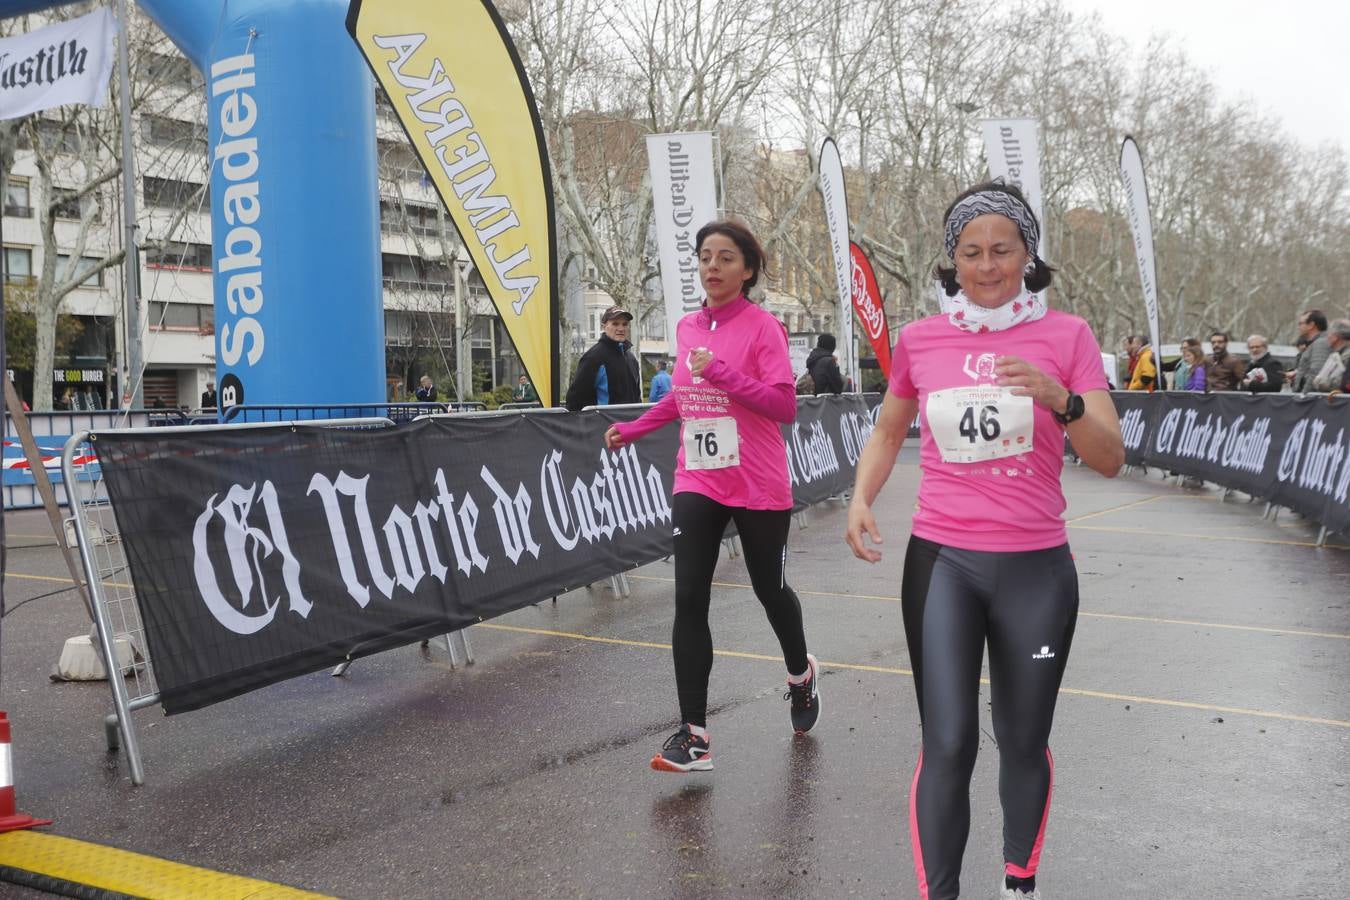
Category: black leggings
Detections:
[
  {"x1": 671, "y1": 491, "x2": 808, "y2": 727},
  {"x1": 901, "y1": 535, "x2": 1078, "y2": 900}
]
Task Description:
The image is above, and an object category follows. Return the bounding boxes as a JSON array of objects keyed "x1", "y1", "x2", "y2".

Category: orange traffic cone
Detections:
[{"x1": 0, "y1": 712, "x2": 52, "y2": 833}]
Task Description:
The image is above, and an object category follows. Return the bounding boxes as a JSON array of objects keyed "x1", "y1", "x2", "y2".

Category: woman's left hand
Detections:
[{"x1": 996, "y1": 356, "x2": 1070, "y2": 412}]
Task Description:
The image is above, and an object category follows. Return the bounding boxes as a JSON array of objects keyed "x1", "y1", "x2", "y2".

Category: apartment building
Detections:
[{"x1": 2, "y1": 27, "x2": 513, "y2": 411}]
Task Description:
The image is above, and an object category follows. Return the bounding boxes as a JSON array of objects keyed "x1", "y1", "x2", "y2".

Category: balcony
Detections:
[
  {"x1": 382, "y1": 277, "x2": 450, "y2": 294},
  {"x1": 379, "y1": 218, "x2": 446, "y2": 238}
]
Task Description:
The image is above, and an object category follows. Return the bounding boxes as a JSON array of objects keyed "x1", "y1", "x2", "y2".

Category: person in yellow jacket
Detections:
[{"x1": 1124, "y1": 335, "x2": 1158, "y2": 391}]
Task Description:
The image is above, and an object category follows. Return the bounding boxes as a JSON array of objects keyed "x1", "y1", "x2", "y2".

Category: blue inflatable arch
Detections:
[{"x1": 1, "y1": 0, "x2": 384, "y2": 409}]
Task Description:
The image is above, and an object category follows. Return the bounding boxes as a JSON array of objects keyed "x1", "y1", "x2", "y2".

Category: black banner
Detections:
[
  {"x1": 1109, "y1": 391, "x2": 1350, "y2": 535},
  {"x1": 780, "y1": 394, "x2": 874, "y2": 510},
  {"x1": 94, "y1": 397, "x2": 872, "y2": 714}
]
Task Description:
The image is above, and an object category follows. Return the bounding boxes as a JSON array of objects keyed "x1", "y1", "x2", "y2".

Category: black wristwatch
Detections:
[{"x1": 1053, "y1": 392, "x2": 1085, "y2": 425}]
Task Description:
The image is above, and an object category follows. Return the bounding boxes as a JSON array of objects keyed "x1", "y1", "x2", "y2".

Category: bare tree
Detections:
[{"x1": 518, "y1": 0, "x2": 796, "y2": 361}]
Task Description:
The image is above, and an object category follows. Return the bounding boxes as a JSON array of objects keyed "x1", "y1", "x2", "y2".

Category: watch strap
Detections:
[{"x1": 1053, "y1": 392, "x2": 1084, "y2": 425}]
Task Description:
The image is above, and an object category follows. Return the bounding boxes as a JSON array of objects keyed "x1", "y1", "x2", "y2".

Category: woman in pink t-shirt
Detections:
[
  {"x1": 604, "y1": 220, "x2": 820, "y2": 773},
  {"x1": 844, "y1": 182, "x2": 1124, "y2": 900}
]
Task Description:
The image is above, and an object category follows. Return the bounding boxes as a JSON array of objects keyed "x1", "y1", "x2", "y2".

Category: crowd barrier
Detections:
[
  {"x1": 1109, "y1": 391, "x2": 1350, "y2": 539},
  {"x1": 62, "y1": 417, "x2": 400, "y2": 786},
  {"x1": 2, "y1": 404, "x2": 495, "y2": 509},
  {"x1": 221, "y1": 402, "x2": 488, "y2": 425},
  {"x1": 64, "y1": 396, "x2": 875, "y2": 783},
  {"x1": 4, "y1": 409, "x2": 162, "y2": 509}
]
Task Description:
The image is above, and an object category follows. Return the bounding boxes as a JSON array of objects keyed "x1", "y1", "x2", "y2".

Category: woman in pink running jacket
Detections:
[{"x1": 605, "y1": 220, "x2": 820, "y2": 774}]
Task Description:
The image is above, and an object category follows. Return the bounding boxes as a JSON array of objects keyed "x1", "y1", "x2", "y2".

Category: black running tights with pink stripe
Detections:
[
  {"x1": 901, "y1": 535, "x2": 1079, "y2": 900},
  {"x1": 671, "y1": 491, "x2": 808, "y2": 728}
]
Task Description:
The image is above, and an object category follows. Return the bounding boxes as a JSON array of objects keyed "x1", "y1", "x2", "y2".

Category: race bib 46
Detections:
[{"x1": 926, "y1": 386, "x2": 1034, "y2": 463}]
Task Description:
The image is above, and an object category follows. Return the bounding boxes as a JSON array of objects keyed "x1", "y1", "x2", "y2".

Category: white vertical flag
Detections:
[
  {"x1": 645, "y1": 132, "x2": 718, "y2": 342},
  {"x1": 0, "y1": 8, "x2": 117, "y2": 121},
  {"x1": 980, "y1": 118, "x2": 1045, "y2": 260},
  {"x1": 818, "y1": 138, "x2": 855, "y2": 390},
  {"x1": 1119, "y1": 136, "x2": 1161, "y2": 354}
]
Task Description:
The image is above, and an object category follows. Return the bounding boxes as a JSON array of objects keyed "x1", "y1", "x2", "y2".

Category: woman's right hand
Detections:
[
  {"x1": 688, "y1": 347, "x2": 714, "y2": 379},
  {"x1": 604, "y1": 425, "x2": 626, "y2": 451},
  {"x1": 845, "y1": 500, "x2": 884, "y2": 563}
]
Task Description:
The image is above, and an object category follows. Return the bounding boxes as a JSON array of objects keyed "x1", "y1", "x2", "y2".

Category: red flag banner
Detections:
[{"x1": 848, "y1": 242, "x2": 891, "y2": 379}]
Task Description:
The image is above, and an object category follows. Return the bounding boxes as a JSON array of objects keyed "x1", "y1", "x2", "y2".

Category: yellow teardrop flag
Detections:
[{"x1": 347, "y1": 0, "x2": 558, "y2": 405}]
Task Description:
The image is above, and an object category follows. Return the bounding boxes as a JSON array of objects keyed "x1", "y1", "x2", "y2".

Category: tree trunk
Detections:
[{"x1": 32, "y1": 300, "x2": 57, "y2": 412}]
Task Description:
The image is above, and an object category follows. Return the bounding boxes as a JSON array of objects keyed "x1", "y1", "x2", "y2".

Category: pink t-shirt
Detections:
[
  {"x1": 889, "y1": 310, "x2": 1108, "y2": 551},
  {"x1": 616, "y1": 297, "x2": 795, "y2": 509}
]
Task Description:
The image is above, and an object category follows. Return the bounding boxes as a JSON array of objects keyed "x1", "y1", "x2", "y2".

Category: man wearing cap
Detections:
[{"x1": 565, "y1": 305, "x2": 642, "y2": 411}]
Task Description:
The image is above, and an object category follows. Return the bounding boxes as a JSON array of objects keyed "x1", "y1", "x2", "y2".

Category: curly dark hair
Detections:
[{"x1": 933, "y1": 181, "x2": 1054, "y2": 297}]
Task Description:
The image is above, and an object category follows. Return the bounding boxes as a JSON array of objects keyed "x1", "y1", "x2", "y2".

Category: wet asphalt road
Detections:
[{"x1": 1, "y1": 448, "x2": 1347, "y2": 899}]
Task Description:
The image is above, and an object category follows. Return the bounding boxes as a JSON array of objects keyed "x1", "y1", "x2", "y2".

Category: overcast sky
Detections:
[{"x1": 1063, "y1": 0, "x2": 1350, "y2": 154}]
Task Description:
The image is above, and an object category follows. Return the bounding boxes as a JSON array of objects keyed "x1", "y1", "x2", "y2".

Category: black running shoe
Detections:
[
  {"x1": 785, "y1": 652, "x2": 821, "y2": 734},
  {"x1": 651, "y1": 726, "x2": 713, "y2": 773}
]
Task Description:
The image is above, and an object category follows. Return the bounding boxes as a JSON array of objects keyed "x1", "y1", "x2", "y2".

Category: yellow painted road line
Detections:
[
  {"x1": 1063, "y1": 494, "x2": 1166, "y2": 524},
  {"x1": 476, "y1": 623, "x2": 1349, "y2": 728},
  {"x1": 1055, "y1": 688, "x2": 1350, "y2": 728},
  {"x1": 4, "y1": 572, "x2": 77, "y2": 585},
  {"x1": 625, "y1": 574, "x2": 1350, "y2": 639},
  {"x1": 1064, "y1": 494, "x2": 1347, "y2": 547},
  {"x1": 481, "y1": 623, "x2": 671, "y2": 652},
  {"x1": 481, "y1": 622, "x2": 912, "y2": 673},
  {"x1": 1079, "y1": 611, "x2": 1349, "y2": 641},
  {"x1": 1069, "y1": 523, "x2": 1350, "y2": 550},
  {"x1": 0, "y1": 831, "x2": 332, "y2": 899},
  {"x1": 628, "y1": 573, "x2": 901, "y2": 603},
  {"x1": 3, "y1": 572, "x2": 132, "y2": 590}
]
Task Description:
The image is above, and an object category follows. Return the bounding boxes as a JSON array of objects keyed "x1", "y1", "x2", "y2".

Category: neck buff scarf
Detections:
[{"x1": 947, "y1": 285, "x2": 1045, "y2": 333}]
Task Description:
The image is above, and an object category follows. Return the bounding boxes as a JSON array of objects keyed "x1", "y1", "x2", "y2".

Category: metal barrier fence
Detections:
[
  {"x1": 415, "y1": 405, "x2": 567, "y2": 423},
  {"x1": 60, "y1": 416, "x2": 435, "y2": 786},
  {"x1": 62, "y1": 399, "x2": 865, "y2": 783},
  {"x1": 67, "y1": 404, "x2": 572, "y2": 782},
  {"x1": 222, "y1": 402, "x2": 488, "y2": 425},
  {"x1": 4, "y1": 408, "x2": 161, "y2": 509}
]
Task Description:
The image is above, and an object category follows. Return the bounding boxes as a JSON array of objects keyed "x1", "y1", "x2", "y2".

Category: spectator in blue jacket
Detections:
[{"x1": 649, "y1": 359, "x2": 672, "y2": 403}]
